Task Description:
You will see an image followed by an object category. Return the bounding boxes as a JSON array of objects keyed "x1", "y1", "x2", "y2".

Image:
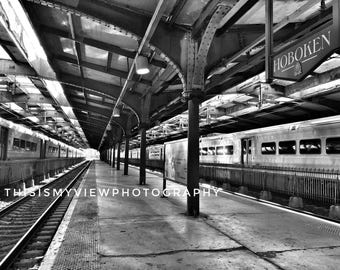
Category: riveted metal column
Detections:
[
  {"x1": 139, "y1": 125, "x2": 147, "y2": 185},
  {"x1": 112, "y1": 143, "x2": 116, "y2": 168},
  {"x1": 124, "y1": 136, "x2": 130, "y2": 175},
  {"x1": 117, "y1": 142, "x2": 121, "y2": 170},
  {"x1": 187, "y1": 93, "x2": 201, "y2": 216},
  {"x1": 183, "y1": 4, "x2": 229, "y2": 216},
  {"x1": 265, "y1": 0, "x2": 273, "y2": 83},
  {"x1": 335, "y1": 0, "x2": 340, "y2": 45},
  {"x1": 124, "y1": 113, "x2": 132, "y2": 175},
  {"x1": 139, "y1": 93, "x2": 151, "y2": 185}
]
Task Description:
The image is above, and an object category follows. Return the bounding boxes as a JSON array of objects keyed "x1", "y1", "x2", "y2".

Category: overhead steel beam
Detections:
[
  {"x1": 68, "y1": 94, "x2": 114, "y2": 109},
  {"x1": 216, "y1": 0, "x2": 259, "y2": 36},
  {"x1": 285, "y1": 66, "x2": 340, "y2": 97},
  {"x1": 0, "y1": 92, "x2": 53, "y2": 104},
  {"x1": 54, "y1": 54, "x2": 152, "y2": 86},
  {"x1": 74, "y1": 102, "x2": 129, "y2": 130},
  {"x1": 113, "y1": 0, "x2": 168, "y2": 110},
  {"x1": 39, "y1": 25, "x2": 167, "y2": 69},
  {"x1": 207, "y1": 7, "x2": 332, "y2": 92},
  {"x1": 0, "y1": 60, "x2": 36, "y2": 76},
  {"x1": 58, "y1": 73, "x2": 141, "y2": 114},
  {"x1": 209, "y1": 0, "x2": 321, "y2": 78},
  {"x1": 99, "y1": 0, "x2": 168, "y2": 149},
  {"x1": 0, "y1": 38, "x2": 15, "y2": 47},
  {"x1": 72, "y1": 101, "x2": 112, "y2": 118},
  {"x1": 192, "y1": 0, "x2": 236, "y2": 37},
  {"x1": 168, "y1": 0, "x2": 188, "y2": 25}
]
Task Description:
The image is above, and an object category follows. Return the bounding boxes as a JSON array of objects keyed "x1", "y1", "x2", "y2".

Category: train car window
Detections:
[
  {"x1": 300, "y1": 139, "x2": 321, "y2": 154},
  {"x1": 20, "y1": 140, "x2": 25, "y2": 149},
  {"x1": 13, "y1": 138, "x2": 20, "y2": 150},
  {"x1": 26, "y1": 141, "x2": 31, "y2": 151},
  {"x1": 261, "y1": 142, "x2": 276, "y2": 155},
  {"x1": 31, "y1": 143, "x2": 37, "y2": 151},
  {"x1": 326, "y1": 137, "x2": 340, "y2": 154},
  {"x1": 278, "y1": 140, "x2": 296, "y2": 154},
  {"x1": 216, "y1": 146, "x2": 224, "y2": 155},
  {"x1": 225, "y1": 145, "x2": 234, "y2": 155},
  {"x1": 202, "y1": 147, "x2": 208, "y2": 156},
  {"x1": 208, "y1": 147, "x2": 216, "y2": 155}
]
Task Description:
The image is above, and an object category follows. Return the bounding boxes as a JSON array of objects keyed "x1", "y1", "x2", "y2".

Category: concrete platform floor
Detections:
[{"x1": 41, "y1": 161, "x2": 340, "y2": 270}]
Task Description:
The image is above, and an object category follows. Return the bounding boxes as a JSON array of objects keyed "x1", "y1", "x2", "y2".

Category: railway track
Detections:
[{"x1": 0, "y1": 160, "x2": 91, "y2": 270}]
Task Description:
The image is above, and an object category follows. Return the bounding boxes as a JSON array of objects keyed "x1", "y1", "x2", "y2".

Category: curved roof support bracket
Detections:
[{"x1": 183, "y1": 4, "x2": 230, "y2": 99}]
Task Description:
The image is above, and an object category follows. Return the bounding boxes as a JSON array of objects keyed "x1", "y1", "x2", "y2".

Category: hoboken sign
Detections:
[{"x1": 273, "y1": 25, "x2": 339, "y2": 81}]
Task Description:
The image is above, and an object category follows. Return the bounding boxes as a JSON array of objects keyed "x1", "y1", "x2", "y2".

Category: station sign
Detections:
[{"x1": 273, "y1": 24, "x2": 339, "y2": 81}]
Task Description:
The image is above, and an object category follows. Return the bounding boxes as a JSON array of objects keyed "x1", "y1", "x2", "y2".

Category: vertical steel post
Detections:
[
  {"x1": 187, "y1": 95, "x2": 200, "y2": 216},
  {"x1": 334, "y1": 0, "x2": 340, "y2": 45},
  {"x1": 124, "y1": 137, "x2": 130, "y2": 175},
  {"x1": 117, "y1": 142, "x2": 121, "y2": 170},
  {"x1": 265, "y1": 0, "x2": 273, "y2": 83},
  {"x1": 140, "y1": 126, "x2": 147, "y2": 185},
  {"x1": 112, "y1": 144, "x2": 116, "y2": 168}
]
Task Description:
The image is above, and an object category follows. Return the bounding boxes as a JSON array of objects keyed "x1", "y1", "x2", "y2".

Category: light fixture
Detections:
[
  {"x1": 113, "y1": 108, "x2": 120, "y2": 117},
  {"x1": 135, "y1": 56, "x2": 150, "y2": 75}
]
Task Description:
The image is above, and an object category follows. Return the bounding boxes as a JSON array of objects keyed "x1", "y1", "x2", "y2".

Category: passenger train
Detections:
[
  {"x1": 128, "y1": 115, "x2": 340, "y2": 169},
  {"x1": 0, "y1": 118, "x2": 82, "y2": 161},
  {"x1": 124, "y1": 116, "x2": 340, "y2": 203},
  {"x1": 0, "y1": 117, "x2": 84, "y2": 190}
]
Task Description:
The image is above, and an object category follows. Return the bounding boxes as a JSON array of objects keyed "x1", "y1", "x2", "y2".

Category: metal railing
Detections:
[{"x1": 200, "y1": 163, "x2": 340, "y2": 204}]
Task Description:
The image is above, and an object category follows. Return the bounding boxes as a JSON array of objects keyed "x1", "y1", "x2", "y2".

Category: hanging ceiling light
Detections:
[{"x1": 135, "y1": 55, "x2": 150, "y2": 75}]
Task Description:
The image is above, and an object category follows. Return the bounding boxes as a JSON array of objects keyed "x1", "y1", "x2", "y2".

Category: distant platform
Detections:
[{"x1": 40, "y1": 161, "x2": 340, "y2": 270}]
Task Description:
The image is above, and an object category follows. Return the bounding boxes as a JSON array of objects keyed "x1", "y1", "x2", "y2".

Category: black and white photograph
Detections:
[{"x1": 0, "y1": 0, "x2": 339, "y2": 269}]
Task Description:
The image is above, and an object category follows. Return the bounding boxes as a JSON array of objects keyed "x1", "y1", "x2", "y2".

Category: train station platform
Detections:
[{"x1": 40, "y1": 160, "x2": 340, "y2": 270}]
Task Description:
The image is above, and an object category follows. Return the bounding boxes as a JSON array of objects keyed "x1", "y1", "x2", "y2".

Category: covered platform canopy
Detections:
[{"x1": 0, "y1": 0, "x2": 339, "y2": 149}]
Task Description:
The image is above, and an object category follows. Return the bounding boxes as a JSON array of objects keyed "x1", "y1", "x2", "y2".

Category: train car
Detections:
[
  {"x1": 0, "y1": 121, "x2": 82, "y2": 161},
  {"x1": 197, "y1": 116, "x2": 340, "y2": 169},
  {"x1": 7, "y1": 128, "x2": 41, "y2": 160},
  {"x1": 130, "y1": 148, "x2": 140, "y2": 159},
  {"x1": 147, "y1": 144, "x2": 164, "y2": 160},
  {"x1": 44, "y1": 140, "x2": 60, "y2": 159},
  {"x1": 129, "y1": 115, "x2": 340, "y2": 174},
  {"x1": 126, "y1": 116, "x2": 340, "y2": 172}
]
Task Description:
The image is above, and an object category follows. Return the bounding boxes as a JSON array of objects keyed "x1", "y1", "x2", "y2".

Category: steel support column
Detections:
[
  {"x1": 335, "y1": 0, "x2": 340, "y2": 45},
  {"x1": 183, "y1": 5, "x2": 228, "y2": 216},
  {"x1": 139, "y1": 93, "x2": 151, "y2": 185},
  {"x1": 124, "y1": 137, "x2": 130, "y2": 175},
  {"x1": 187, "y1": 95, "x2": 200, "y2": 216},
  {"x1": 139, "y1": 126, "x2": 147, "y2": 185},
  {"x1": 265, "y1": 0, "x2": 273, "y2": 83},
  {"x1": 117, "y1": 142, "x2": 121, "y2": 170},
  {"x1": 112, "y1": 144, "x2": 116, "y2": 168}
]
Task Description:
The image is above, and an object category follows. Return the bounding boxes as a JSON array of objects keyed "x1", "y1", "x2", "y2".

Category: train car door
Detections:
[
  {"x1": 241, "y1": 138, "x2": 252, "y2": 165},
  {"x1": 40, "y1": 139, "x2": 46, "y2": 159},
  {"x1": 0, "y1": 127, "x2": 8, "y2": 160}
]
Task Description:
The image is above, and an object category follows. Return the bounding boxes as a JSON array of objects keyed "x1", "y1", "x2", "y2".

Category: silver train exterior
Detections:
[
  {"x1": 130, "y1": 116, "x2": 340, "y2": 169},
  {"x1": 5, "y1": 127, "x2": 82, "y2": 160},
  {"x1": 0, "y1": 121, "x2": 84, "y2": 189},
  {"x1": 128, "y1": 116, "x2": 340, "y2": 203}
]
